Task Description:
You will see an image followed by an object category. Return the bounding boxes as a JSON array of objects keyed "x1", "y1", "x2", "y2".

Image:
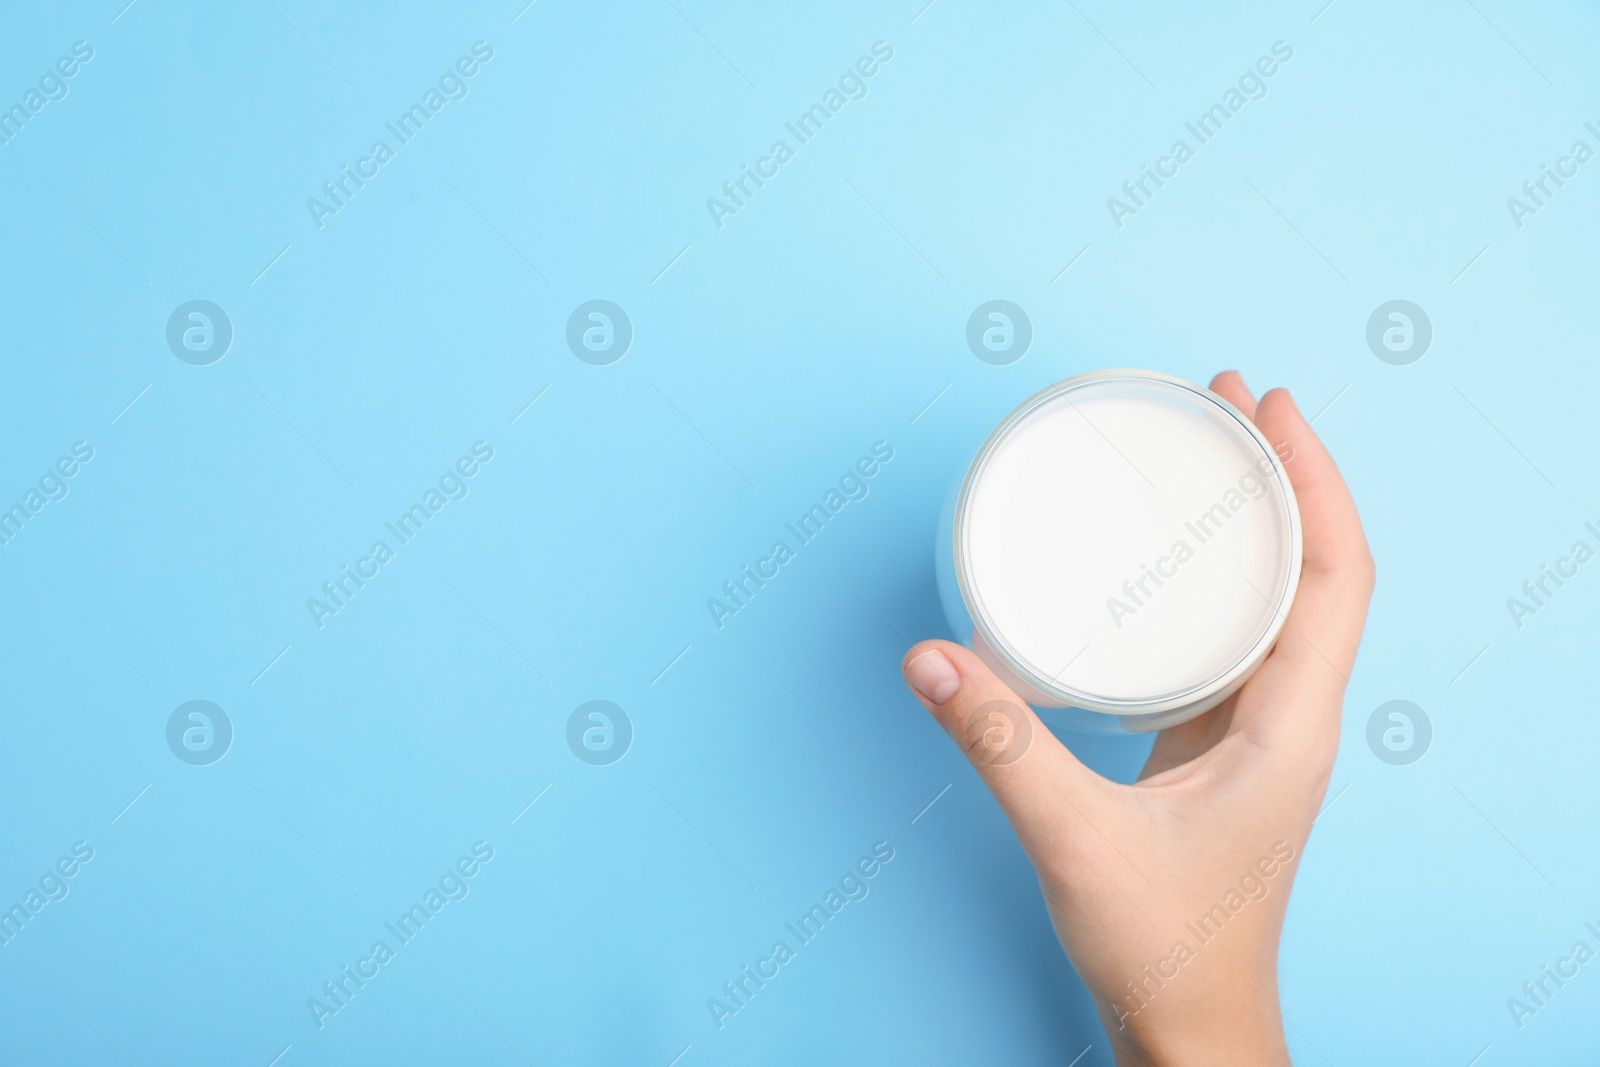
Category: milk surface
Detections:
[{"x1": 963, "y1": 378, "x2": 1294, "y2": 703}]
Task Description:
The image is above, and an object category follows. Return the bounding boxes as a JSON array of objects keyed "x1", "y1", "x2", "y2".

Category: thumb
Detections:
[{"x1": 901, "y1": 640, "x2": 1099, "y2": 848}]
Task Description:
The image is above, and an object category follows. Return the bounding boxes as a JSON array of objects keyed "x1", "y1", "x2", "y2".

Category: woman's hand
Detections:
[{"x1": 901, "y1": 372, "x2": 1374, "y2": 1066}]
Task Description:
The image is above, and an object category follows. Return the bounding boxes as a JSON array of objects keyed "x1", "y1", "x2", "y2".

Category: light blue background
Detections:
[{"x1": 2, "y1": 1, "x2": 1597, "y2": 1064}]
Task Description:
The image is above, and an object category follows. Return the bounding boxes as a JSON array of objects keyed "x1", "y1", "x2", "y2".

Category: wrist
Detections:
[
  {"x1": 1111, "y1": 1028, "x2": 1290, "y2": 1067},
  {"x1": 1103, "y1": 997, "x2": 1290, "y2": 1067}
]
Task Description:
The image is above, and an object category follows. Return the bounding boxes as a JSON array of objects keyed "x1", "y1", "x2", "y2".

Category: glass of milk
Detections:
[{"x1": 936, "y1": 370, "x2": 1302, "y2": 733}]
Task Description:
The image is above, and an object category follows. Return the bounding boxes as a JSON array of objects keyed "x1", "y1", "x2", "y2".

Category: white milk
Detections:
[{"x1": 945, "y1": 372, "x2": 1300, "y2": 728}]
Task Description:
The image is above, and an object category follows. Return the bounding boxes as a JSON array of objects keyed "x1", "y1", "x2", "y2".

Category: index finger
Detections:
[{"x1": 1245, "y1": 388, "x2": 1375, "y2": 716}]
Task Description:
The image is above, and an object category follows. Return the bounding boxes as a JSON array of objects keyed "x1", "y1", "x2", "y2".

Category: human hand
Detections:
[{"x1": 901, "y1": 372, "x2": 1374, "y2": 1066}]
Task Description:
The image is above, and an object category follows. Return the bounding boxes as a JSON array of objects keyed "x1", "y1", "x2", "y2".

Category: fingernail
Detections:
[{"x1": 905, "y1": 648, "x2": 961, "y2": 704}]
